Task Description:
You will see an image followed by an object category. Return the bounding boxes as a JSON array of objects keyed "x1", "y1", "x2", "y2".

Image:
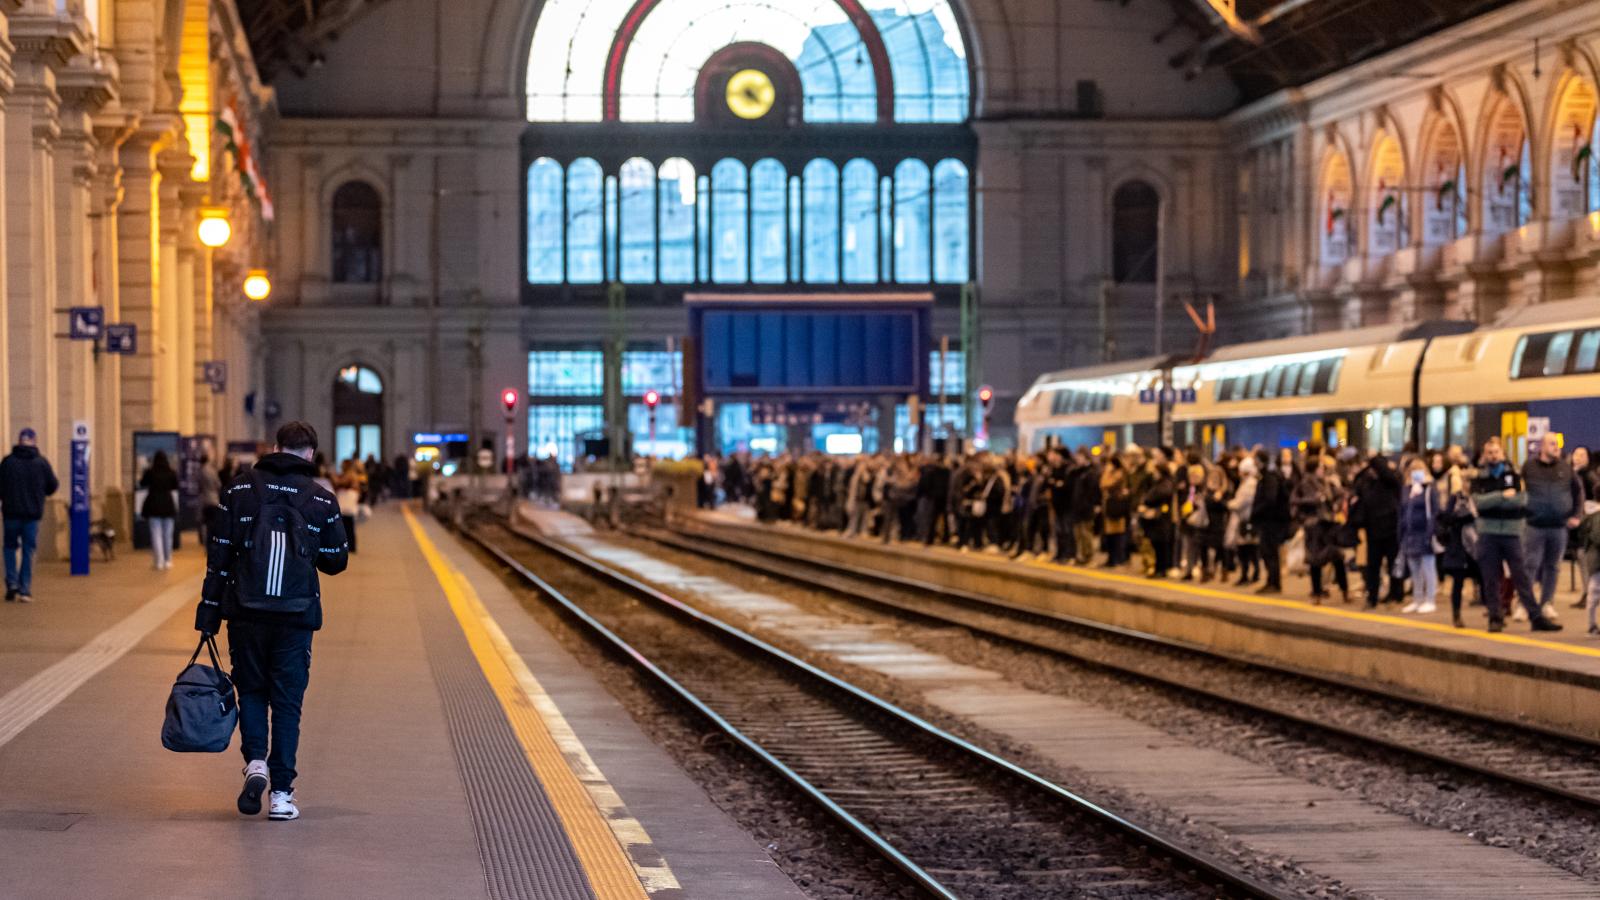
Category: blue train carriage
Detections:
[{"x1": 1016, "y1": 296, "x2": 1600, "y2": 460}]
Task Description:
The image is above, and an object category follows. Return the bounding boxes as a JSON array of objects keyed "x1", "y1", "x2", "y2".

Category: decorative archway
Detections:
[
  {"x1": 1419, "y1": 112, "x2": 1469, "y2": 244},
  {"x1": 1319, "y1": 149, "x2": 1354, "y2": 266},
  {"x1": 1367, "y1": 132, "x2": 1407, "y2": 257},
  {"x1": 1481, "y1": 90, "x2": 1532, "y2": 234},
  {"x1": 1549, "y1": 74, "x2": 1599, "y2": 219}
]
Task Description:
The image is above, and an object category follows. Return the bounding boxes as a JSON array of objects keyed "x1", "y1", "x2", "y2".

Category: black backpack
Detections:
[{"x1": 235, "y1": 472, "x2": 320, "y2": 614}]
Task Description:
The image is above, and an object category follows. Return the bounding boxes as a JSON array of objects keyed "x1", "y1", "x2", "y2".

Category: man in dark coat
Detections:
[
  {"x1": 1352, "y1": 453, "x2": 1403, "y2": 605},
  {"x1": 195, "y1": 421, "x2": 349, "y2": 821},
  {"x1": 1250, "y1": 449, "x2": 1292, "y2": 594},
  {"x1": 1, "y1": 429, "x2": 58, "y2": 603}
]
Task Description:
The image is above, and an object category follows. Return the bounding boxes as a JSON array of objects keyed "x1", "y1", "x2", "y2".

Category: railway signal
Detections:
[
  {"x1": 978, "y1": 385, "x2": 994, "y2": 445},
  {"x1": 501, "y1": 388, "x2": 519, "y2": 476},
  {"x1": 644, "y1": 390, "x2": 661, "y2": 454}
]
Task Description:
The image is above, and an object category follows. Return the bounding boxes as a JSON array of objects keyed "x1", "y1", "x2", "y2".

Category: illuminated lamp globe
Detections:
[
  {"x1": 197, "y1": 211, "x2": 232, "y2": 248},
  {"x1": 243, "y1": 269, "x2": 273, "y2": 302}
]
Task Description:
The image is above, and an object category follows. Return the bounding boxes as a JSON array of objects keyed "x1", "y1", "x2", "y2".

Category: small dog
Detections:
[{"x1": 90, "y1": 520, "x2": 117, "y2": 560}]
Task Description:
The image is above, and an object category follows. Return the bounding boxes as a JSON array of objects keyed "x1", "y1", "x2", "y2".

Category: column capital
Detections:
[
  {"x1": 57, "y1": 53, "x2": 117, "y2": 117},
  {"x1": 10, "y1": 5, "x2": 89, "y2": 71}
]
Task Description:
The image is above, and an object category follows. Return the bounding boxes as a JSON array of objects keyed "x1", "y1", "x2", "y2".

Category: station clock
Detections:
[{"x1": 725, "y1": 68, "x2": 777, "y2": 121}]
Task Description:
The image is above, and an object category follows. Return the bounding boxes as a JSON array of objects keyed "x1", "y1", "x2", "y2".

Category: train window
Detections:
[
  {"x1": 1575, "y1": 330, "x2": 1600, "y2": 374},
  {"x1": 1263, "y1": 366, "x2": 1285, "y2": 398},
  {"x1": 1449, "y1": 405, "x2": 1472, "y2": 448},
  {"x1": 1543, "y1": 331, "x2": 1574, "y2": 377},
  {"x1": 1100, "y1": 393, "x2": 1112, "y2": 412},
  {"x1": 1246, "y1": 370, "x2": 1267, "y2": 399},
  {"x1": 1512, "y1": 333, "x2": 1551, "y2": 379},
  {"x1": 1425, "y1": 407, "x2": 1447, "y2": 450},
  {"x1": 1296, "y1": 361, "x2": 1319, "y2": 396},
  {"x1": 1213, "y1": 377, "x2": 1231, "y2": 402},
  {"x1": 1279, "y1": 364, "x2": 1303, "y2": 397},
  {"x1": 1319, "y1": 357, "x2": 1343, "y2": 393}
]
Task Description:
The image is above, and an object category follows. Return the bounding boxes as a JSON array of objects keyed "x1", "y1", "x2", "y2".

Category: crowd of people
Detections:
[{"x1": 705, "y1": 433, "x2": 1600, "y2": 635}]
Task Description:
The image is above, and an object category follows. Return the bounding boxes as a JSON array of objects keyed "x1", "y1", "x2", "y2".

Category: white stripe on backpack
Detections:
[{"x1": 268, "y1": 531, "x2": 284, "y2": 597}]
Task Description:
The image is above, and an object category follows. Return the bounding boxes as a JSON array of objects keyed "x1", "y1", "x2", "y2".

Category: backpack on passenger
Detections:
[{"x1": 236, "y1": 472, "x2": 321, "y2": 614}]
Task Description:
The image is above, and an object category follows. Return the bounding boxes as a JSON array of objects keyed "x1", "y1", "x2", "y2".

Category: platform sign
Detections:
[
  {"x1": 202, "y1": 361, "x2": 228, "y2": 394},
  {"x1": 69, "y1": 307, "x2": 104, "y2": 340},
  {"x1": 104, "y1": 323, "x2": 137, "y2": 355},
  {"x1": 70, "y1": 421, "x2": 91, "y2": 576}
]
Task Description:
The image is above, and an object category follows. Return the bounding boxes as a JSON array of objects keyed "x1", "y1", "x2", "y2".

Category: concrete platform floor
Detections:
[{"x1": 0, "y1": 505, "x2": 802, "y2": 900}]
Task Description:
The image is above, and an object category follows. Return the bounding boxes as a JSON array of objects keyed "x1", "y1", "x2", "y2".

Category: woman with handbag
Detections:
[
  {"x1": 1398, "y1": 459, "x2": 1440, "y2": 614},
  {"x1": 139, "y1": 451, "x2": 180, "y2": 570}
]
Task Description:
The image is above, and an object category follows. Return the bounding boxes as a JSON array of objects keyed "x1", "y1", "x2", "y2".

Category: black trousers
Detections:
[
  {"x1": 1259, "y1": 532, "x2": 1284, "y2": 588},
  {"x1": 228, "y1": 620, "x2": 314, "y2": 793},
  {"x1": 1363, "y1": 532, "x2": 1402, "y2": 605}
]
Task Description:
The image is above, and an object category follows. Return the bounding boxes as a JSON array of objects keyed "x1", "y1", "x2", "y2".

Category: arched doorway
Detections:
[{"x1": 333, "y1": 365, "x2": 384, "y2": 465}]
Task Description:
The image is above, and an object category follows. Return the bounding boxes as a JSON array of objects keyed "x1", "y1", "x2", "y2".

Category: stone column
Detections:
[
  {"x1": 0, "y1": 2, "x2": 21, "y2": 442},
  {"x1": 156, "y1": 151, "x2": 183, "y2": 428},
  {"x1": 90, "y1": 117, "x2": 129, "y2": 525},
  {"x1": 192, "y1": 239, "x2": 215, "y2": 437},
  {"x1": 166, "y1": 161, "x2": 201, "y2": 435},
  {"x1": 56, "y1": 60, "x2": 113, "y2": 520},
  {"x1": 117, "y1": 122, "x2": 178, "y2": 455}
]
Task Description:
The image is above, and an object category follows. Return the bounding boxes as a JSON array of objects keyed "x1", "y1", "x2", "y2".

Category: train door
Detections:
[
  {"x1": 1311, "y1": 417, "x2": 1348, "y2": 451},
  {"x1": 1500, "y1": 409, "x2": 1529, "y2": 466}
]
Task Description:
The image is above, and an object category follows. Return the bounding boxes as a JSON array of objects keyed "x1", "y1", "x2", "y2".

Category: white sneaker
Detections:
[
  {"x1": 268, "y1": 790, "x2": 299, "y2": 821},
  {"x1": 1512, "y1": 604, "x2": 1529, "y2": 622},
  {"x1": 1401, "y1": 600, "x2": 1420, "y2": 614},
  {"x1": 1541, "y1": 602, "x2": 1559, "y2": 622},
  {"x1": 238, "y1": 760, "x2": 268, "y2": 815},
  {"x1": 1415, "y1": 601, "x2": 1437, "y2": 614}
]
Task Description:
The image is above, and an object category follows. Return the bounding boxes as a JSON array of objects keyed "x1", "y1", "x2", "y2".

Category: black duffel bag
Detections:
[{"x1": 161, "y1": 635, "x2": 238, "y2": 753}]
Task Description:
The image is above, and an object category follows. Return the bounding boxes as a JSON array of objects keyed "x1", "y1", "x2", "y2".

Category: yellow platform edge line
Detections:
[
  {"x1": 403, "y1": 507, "x2": 662, "y2": 899},
  {"x1": 1007, "y1": 549, "x2": 1600, "y2": 660}
]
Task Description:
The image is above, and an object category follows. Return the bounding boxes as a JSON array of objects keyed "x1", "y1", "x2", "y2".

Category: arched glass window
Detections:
[
  {"x1": 932, "y1": 159, "x2": 969, "y2": 282},
  {"x1": 620, "y1": 158, "x2": 657, "y2": 282},
  {"x1": 1484, "y1": 100, "x2": 1530, "y2": 235},
  {"x1": 1318, "y1": 154, "x2": 1352, "y2": 267},
  {"x1": 331, "y1": 181, "x2": 382, "y2": 284},
  {"x1": 842, "y1": 159, "x2": 878, "y2": 283},
  {"x1": 711, "y1": 159, "x2": 748, "y2": 283},
  {"x1": 804, "y1": 159, "x2": 841, "y2": 283},
  {"x1": 788, "y1": 176, "x2": 804, "y2": 282},
  {"x1": 334, "y1": 365, "x2": 383, "y2": 464},
  {"x1": 527, "y1": 158, "x2": 564, "y2": 283},
  {"x1": 1551, "y1": 78, "x2": 1598, "y2": 219},
  {"x1": 1368, "y1": 135, "x2": 1406, "y2": 258},
  {"x1": 526, "y1": 0, "x2": 970, "y2": 124},
  {"x1": 658, "y1": 158, "x2": 697, "y2": 283},
  {"x1": 751, "y1": 159, "x2": 787, "y2": 283},
  {"x1": 893, "y1": 159, "x2": 930, "y2": 282},
  {"x1": 567, "y1": 159, "x2": 604, "y2": 283},
  {"x1": 1112, "y1": 181, "x2": 1161, "y2": 283},
  {"x1": 1422, "y1": 123, "x2": 1467, "y2": 245}
]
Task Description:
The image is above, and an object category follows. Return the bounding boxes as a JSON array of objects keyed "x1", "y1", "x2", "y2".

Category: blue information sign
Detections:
[
  {"x1": 1139, "y1": 387, "x2": 1198, "y2": 405},
  {"x1": 69, "y1": 421, "x2": 91, "y2": 576},
  {"x1": 69, "y1": 307, "x2": 104, "y2": 340},
  {"x1": 105, "y1": 323, "x2": 137, "y2": 354}
]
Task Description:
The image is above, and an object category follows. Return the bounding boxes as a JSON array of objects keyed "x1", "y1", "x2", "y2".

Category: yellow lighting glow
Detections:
[
  {"x1": 243, "y1": 269, "x2": 272, "y2": 302},
  {"x1": 198, "y1": 210, "x2": 232, "y2": 248}
]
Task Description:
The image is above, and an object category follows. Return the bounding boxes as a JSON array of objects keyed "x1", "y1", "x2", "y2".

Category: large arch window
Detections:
[
  {"x1": 526, "y1": 0, "x2": 969, "y2": 124},
  {"x1": 659, "y1": 159, "x2": 697, "y2": 282},
  {"x1": 527, "y1": 159, "x2": 564, "y2": 283},
  {"x1": 751, "y1": 159, "x2": 788, "y2": 283},
  {"x1": 711, "y1": 159, "x2": 749, "y2": 283},
  {"x1": 893, "y1": 159, "x2": 931, "y2": 282},
  {"x1": 620, "y1": 158, "x2": 657, "y2": 283},
  {"x1": 933, "y1": 159, "x2": 969, "y2": 282},
  {"x1": 567, "y1": 159, "x2": 605, "y2": 283},
  {"x1": 842, "y1": 159, "x2": 879, "y2": 282},
  {"x1": 333, "y1": 365, "x2": 383, "y2": 463},
  {"x1": 1112, "y1": 181, "x2": 1160, "y2": 283},
  {"x1": 803, "y1": 159, "x2": 841, "y2": 282},
  {"x1": 331, "y1": 181, "x2": 382, "y2": 284}
]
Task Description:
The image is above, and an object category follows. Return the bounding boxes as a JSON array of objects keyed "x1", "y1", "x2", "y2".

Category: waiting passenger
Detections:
[
  {"x1": 195, "y1": 421, "x2": 350, "y2": 822},
  {"x1": 1226, "y1": 454, "x2": 1260, "y2": 586},
  {"x1": 1397, "y1": 459, "x2": 1440, "y2": 615},
  {"x1": 139, "y1": 452, "x2": 180, "y2": 571},
  {"x1": 1522, "y1": 434, "x2": 1584, "y2": 622},
  {"x1": 1470, "y1": 438, "x2": 1560, "y2": 633},
  {"x1": 1575, "y1": 500, "x2": 1600, "y2": 635},
  {"x1": 1294, "y1": 455, "x2": 1348, "y2": 605},
  {"x1": 1, "y1": 428, "x2": 58, "y2": 604}
]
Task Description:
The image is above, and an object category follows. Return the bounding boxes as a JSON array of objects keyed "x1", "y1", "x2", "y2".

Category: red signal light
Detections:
[
  {"x1": 501, "y1": 388, "x2": 519, "y2": 413},
  {"x1": 978, "y1": 386, "x2": 994, "y2": 405},
  {"x1": 644, "y1": 389, "x2": 661, "y2": 408}
]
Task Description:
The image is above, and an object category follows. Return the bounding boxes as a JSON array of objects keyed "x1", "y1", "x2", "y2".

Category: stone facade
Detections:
[{"x1": 0, "y1": 0, "x2": 270, "y2": 554}]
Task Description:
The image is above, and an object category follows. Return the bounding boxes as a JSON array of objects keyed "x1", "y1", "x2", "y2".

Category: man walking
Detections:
[
  {"x1": 195, "y1": 422, "x2": 349, "y2": 821},
  {"x1": 1, "y1": 429, "x2": 59, "y2": 604},
  {"x1": 1471, "y1": 438, "x2": 1560, "y2": 633},
  {"x1": 1522, "y1": 433, "x2": 1583, "y2": 620}
]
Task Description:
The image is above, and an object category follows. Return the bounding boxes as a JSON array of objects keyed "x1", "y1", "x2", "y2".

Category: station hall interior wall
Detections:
[{"x1": 261, "y1": 0, "x2": 1599, "y2": 455}]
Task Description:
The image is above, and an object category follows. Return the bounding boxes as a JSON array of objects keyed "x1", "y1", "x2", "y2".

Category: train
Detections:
[{"x1": 1015, "y1": 296, "x2": 1600, "y2": 462}]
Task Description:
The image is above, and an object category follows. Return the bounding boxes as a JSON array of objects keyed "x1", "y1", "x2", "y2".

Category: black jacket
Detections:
[
  {"x1": 139, "y1": 466, "x2": 180, "y2": 518},
  {"x1": 195, "y1": 453, "x2": 349, "y2": 633},
  {"x1": 0, "y1": 445, "x2": 58, "y2": 522},
  {"x1": 1352, "y1": 458, "x2": 1401, "y2": 530}
]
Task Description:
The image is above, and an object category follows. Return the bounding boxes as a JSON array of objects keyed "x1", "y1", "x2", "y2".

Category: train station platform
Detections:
[
  {"x1": 677, "y1": 507, "x2": 1600, "y2": 739},
  {"x1": 0, "y1": 505, "x2": 803, "y2": 899}
]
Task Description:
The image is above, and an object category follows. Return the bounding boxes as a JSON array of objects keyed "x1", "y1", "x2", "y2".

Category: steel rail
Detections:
[
  {"x1": 478, "y1": 520, "x2": 1300, "y2": 900},
  {"x1": 640, "y1": 523, "x2": 1600, "y2": 812}
]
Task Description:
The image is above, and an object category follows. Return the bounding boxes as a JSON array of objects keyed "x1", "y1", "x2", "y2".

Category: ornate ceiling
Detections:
[{"x1": 235, "y1": 0, "x2": 391, "y2": 80}]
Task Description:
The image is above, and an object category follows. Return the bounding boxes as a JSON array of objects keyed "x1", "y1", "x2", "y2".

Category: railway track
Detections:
[
  {"x1": 637, "y1": 522, "x2": 1600, "y2": 813},
  {"x1": 463, "y1": 519, "x2": 1299, "y2": 900}
]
